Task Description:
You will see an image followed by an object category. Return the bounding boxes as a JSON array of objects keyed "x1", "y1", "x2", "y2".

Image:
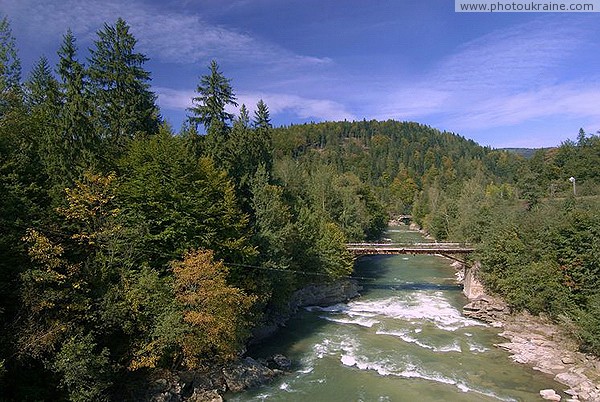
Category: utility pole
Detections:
[{"x1": 569, "y1": 177, "x2": 576, "y2": 196}]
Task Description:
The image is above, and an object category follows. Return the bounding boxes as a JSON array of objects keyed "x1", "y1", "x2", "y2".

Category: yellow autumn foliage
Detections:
[{"x1": 172, "y1": 249, "x2": 256, "y2": 368}]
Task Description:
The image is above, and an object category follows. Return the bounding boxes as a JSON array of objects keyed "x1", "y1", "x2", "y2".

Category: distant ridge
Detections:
[{"x1": 500, "y1": 147, "x2": 551, "y2": 158}]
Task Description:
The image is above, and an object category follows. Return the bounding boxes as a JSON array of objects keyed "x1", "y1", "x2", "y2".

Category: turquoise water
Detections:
[{"x1": 231, "y1": 227, "x2": 564, "y2": 401}]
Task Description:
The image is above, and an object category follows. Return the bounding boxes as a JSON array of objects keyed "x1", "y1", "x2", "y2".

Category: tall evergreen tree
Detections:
[
  {"x1": 24, "y1": 56, "x2": 66, "y2": 196},
  {"x1": 252, "y1": 99, "x2": 271, "y2": 130},
  {"x1": 187, "y1": 60, "x2": 238, "y2": 163},
  {"x1": 57, "y1": 29, "x2": 97, "y2": 174},
  {"x1": 252, "y1": 99, "x2": 273, "y2": 173},
  {"x1": 187, "y1": 60, "x2": 238, "y2": 132},
  {"x1": 0, "y1": 16, "x2": 22, "y2": 116},
  {"x1": 24, "y1": 56, "x2": 60, "y2": 109},
  {"x1": 88, "y1": 18, "x2": 159, "y2": 159}
]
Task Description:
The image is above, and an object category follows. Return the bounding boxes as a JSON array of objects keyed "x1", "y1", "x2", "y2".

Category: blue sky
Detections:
[{"x1": 3, "y1": 0, "x2": 600, "y2": 147}]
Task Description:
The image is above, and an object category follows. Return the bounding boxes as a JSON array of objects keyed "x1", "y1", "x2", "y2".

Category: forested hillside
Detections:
[
  {"x1": 0, "y1": 17, "x2": 372, "y2": 400},
  {"x1": 414, "y1": 131, "x2": 600, "y2": 356},
  {"x1": 1, "y1": 14, "x2": 600, "y2": 401}
]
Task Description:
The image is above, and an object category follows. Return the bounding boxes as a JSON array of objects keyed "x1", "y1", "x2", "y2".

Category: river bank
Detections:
[
  {"x1": 460, "y1": 265, "x2": 600, "y2": 401},
  {"x1": 403, "y1": 218, "x2": 600, "y2": 401},
  {"x1": 144, "y1": 279, "x2": 360, "y2": 401}
]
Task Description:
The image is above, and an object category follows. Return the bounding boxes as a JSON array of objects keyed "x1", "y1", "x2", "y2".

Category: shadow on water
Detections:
[
  {"x1": 352, "y1": 255, "x2": 397, "y2": 280},
  {"x1": 245, "y1": 308, "x2": 331, "y2": 361},
  {"x1": 360, "y1": 282, "x2": 463, "y2": 292}
]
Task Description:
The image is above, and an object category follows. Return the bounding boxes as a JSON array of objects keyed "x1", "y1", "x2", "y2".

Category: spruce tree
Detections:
[
  {"x1": 24, "y1": 56, "x2": 66, "y2": 195},
  {"x1": 57, "y1": 29, "x2": 97, "y2": 173},
  {"x1": 88, "y1": 18, "x2": 159, "y2": 159},
  {"x1": 252, "y1": 99, "x2": 271, "y2": 130},
  {"x1": 252, "y1": 99, "x2": 273, "y2": 173},
  {"x1": 24, "y1": 56, "x2": 60, "y2": 109},
  {"x1": 187, "y1": 60, "x2": 238, "y2": 132},
  {"x1": 0, "y1": 16, "x2": 22, "y2": 116}
]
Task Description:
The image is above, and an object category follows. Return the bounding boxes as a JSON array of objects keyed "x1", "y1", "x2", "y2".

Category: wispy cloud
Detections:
[
  {"x1": 155, "y1": 87, "x2": 356, "y2": 122},
  {"x1": 4, "y1": 0, "x2": 331, "y2": 67},
  {"x1": 433, "y1": 18, "x2": 584, "y2": 93},
  {"x1": 377, "y1": 16, "x2": 600, "y2": 136},
  {"x1": 236, "y1": 92, "x2": 356, "y2": 121},
  {"x1": 445, "y1": 83, "x2": 600, "y2": 130}
]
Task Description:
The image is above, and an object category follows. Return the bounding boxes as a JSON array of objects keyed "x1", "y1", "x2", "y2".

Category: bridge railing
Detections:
[{"x1": 346, "y1": 242, "x2": 473, "y2": 248}]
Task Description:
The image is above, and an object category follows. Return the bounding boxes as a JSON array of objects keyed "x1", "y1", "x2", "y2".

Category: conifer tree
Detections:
[
  {"x1": 0, "y1": 16, "x2": 22, "y2": 116},
  {"x1": 252, "y1": 99, "x2": 271, "y2": 130},
  {"x1": 187, "y1": 60, "x2": 238, "y2": 132},
  {"x1": 252, "y1": 99, "x2": 273, "y2": 173},
  {"x1": 24, "y1": 56, "x2": 59, "y2": 109},
  {"x1": 24, "y1": 56, "x2": 66, "y2": 195},
  {"x1": 88, "y1": 18, "x2": 159, "y2": 158},
  {"x1": 187, "y1": 60, "x2": 237, "y2": 162},
  {"x1": 57, "y1": 29, "x2": 97, "y2": 173}
]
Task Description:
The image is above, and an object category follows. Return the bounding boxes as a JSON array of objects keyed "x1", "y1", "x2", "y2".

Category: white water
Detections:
[{"x1": 231, "y1": 228, "x2": 566, "y2": 401}]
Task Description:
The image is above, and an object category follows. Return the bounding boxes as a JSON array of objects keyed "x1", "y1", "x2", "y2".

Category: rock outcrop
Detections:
[
  {"x1": 289, "y1": 279, "x2": 360, "y2": 310},
  {"x1": 222, "y1": 357, "x2": 280, "y2": 393},
  {"x1": 459, "y1": 262, "x2": 600, "y2": 401},
  {"x1": 462, "y1": 261, "x2": 486, "y2": 300},
  {"x1": 463, "y1": 295, "x2": 510, "y2": 327},
  {"x1": 495, "y1": 312, "x2": 600, "y2": 402},
  {"x1": 146, "y1": 354, "x2": 291, "y2": 401},
  {"x1": 252, "y1": 279, "x2": 361, "y2": 342}
]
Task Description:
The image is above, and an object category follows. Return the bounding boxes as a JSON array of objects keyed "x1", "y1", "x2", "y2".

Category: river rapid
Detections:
[{"x1": 230, "y1": 227, "x2": 565, "y2": 401}]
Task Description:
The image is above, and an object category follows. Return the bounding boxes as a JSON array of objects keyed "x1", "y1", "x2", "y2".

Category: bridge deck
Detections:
[{"x1": 346, "y1": 242, "x2": 475, "y2": 256}]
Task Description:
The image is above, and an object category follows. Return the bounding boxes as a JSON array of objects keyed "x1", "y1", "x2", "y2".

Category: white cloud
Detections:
[
  {"x1": 433, "y1": 18, "x2": 584, "y2": 93},
  {"x1": 374, "y1": 16, "x2": 600, "y2": 137},
  {"x1": 155, "y1": 87, "x2": 356, "y2": 122},
  {"x1": 444, "y1": 83, "x2": 600, "y2": 131},
  {"x1": 237, "y1": 92, "x2": 356, "y2": 121},
  {"x1": 154, "y1": 87, "x2": 195, "y2": 110},
  {"x1": 4, "y1": 0, "x2": 331, "y2": 67}
]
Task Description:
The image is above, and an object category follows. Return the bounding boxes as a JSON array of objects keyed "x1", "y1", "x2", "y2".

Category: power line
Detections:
[{"x1": 2, "y1": 218, "x2": 373, "y2": 280}]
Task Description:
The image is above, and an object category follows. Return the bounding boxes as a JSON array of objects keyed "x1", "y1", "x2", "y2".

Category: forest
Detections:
[{"x1": 1, "y1": 15, "x2": 599, "y2": 401}]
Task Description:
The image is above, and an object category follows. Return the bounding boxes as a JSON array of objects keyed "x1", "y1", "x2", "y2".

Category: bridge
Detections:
[{"x1": 346, "y1": 242, "x2": 475, "y2": 262}]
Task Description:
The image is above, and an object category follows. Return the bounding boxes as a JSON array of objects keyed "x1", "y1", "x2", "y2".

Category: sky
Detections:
[{"x1": 3, "y1": 0, "x2": 600, "y2": 148}]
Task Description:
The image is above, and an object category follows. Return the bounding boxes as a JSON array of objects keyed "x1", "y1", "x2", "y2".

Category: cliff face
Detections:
[
  {"x1": 462, "y1": 261, "x2": 485, "y2": 300},
  {"x1": 252, "y1": 279, "x2": 361, "y2": 342}
]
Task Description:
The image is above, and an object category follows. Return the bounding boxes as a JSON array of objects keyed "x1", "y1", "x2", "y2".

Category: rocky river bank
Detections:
[
  {"x1": 145, "y1": 279, "x2": 361, "y2": 401},
  {"x1": 460, "y1": 264, "x2": 600, "y2": 401}
]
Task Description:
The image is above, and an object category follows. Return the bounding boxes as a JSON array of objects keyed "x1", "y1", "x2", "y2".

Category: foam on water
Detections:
[
  {"x1": 340, "y1": 350, "x2": 515, "y2": 402},
  {"x1": 375, "y1": 329, "x2": 462, "y2": 353},
  {"x1": 468, "y1": 343, "x2": 489, "y2": 353},
  {"x1": 305, "y1": 303, "x2": 347, "y2": 313},
  {"x1": 320, "y1": 315, "x2": 379, "y2": 328},
  {"x1": 297, "y1": 365, "x2": 313, "y2": 374},
  {"x1": 308, "y1": 314, "x2": 514, "y2": 401},
  {"x1": 340, "y1": 291, "x2": 487, "y2": 331}
]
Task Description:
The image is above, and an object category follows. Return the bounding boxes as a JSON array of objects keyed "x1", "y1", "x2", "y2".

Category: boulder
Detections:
[
  {"x1": 222, "y1": 357, "x2": 277, "y2": 393},
  {"x1": 268, "y1": 354, "x2": 292, "y2": 371},
  {"x1": 463, "y1": 295, "x2": 509, "y2": 324},
  {"x1": 187, "y1": 389, "x2": 223, "y2": 402},
  {"x1": 539, "y1": 389, "x2": 561, "y2": 401}
]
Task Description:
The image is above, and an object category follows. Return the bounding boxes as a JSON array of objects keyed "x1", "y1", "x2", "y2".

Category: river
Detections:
[{"x1": 230, "y1": 227, "x2": 564, "y2": 401}]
